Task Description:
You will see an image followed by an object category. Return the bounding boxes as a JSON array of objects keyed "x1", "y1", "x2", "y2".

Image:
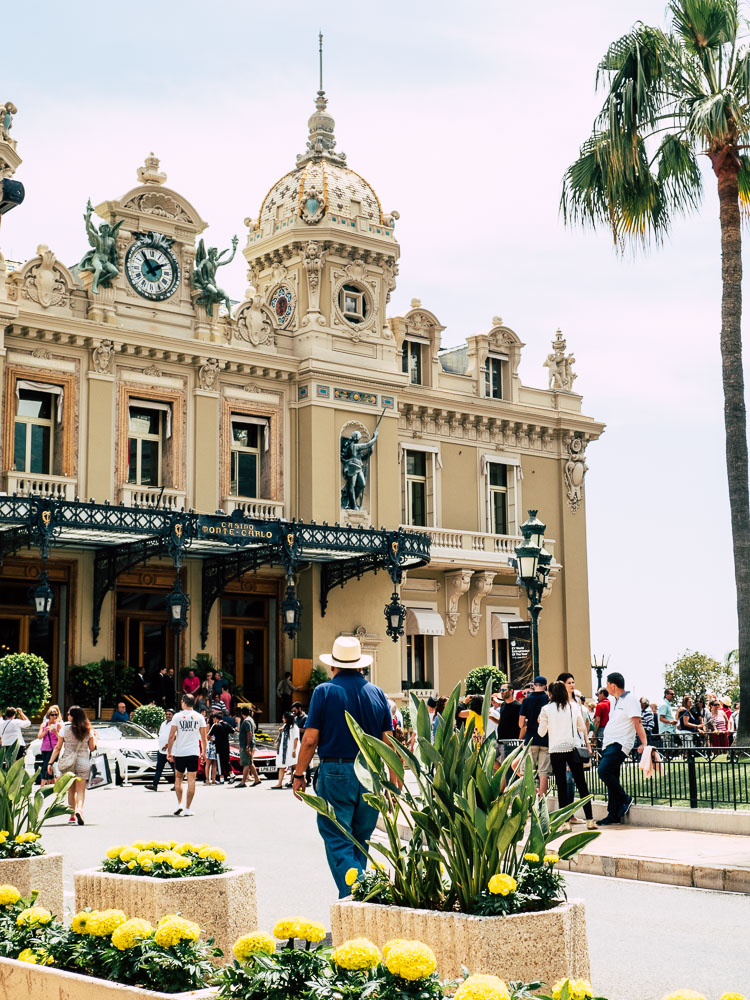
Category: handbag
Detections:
[
  {"x1": 58, "y1": 735, "x2": 88, "y2": 774},
  {"x1": 570, "y1": 704, "x2": 591, "y2": 761}
]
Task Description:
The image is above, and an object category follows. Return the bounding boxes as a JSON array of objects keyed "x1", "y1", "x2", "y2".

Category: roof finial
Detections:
[
  {"x1": 319, "y1": 30, "x2": 324, "y2": 94},
  {"x1": 296, "y1": 31, "x2": 347, "y2": 166}
]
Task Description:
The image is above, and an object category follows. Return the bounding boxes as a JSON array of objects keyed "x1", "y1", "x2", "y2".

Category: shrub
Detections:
[
  {"x1": 0, "y1": 654, "x2": 51, "y2": 717},
  {"x1": 130, "y1": 705, "x2": 165, "y2": 733},
  {"x1": 102, "y1": 840, "x2": 228, "y2": 878},
  {"x1": 465, "y1": 665, "x2": 506, "y2": 695},
  {"x1": 66, "y1": 662, "x2": 106, "y2": 707},
  {"x1": 99, "y1": 660, "x2": 134, "y2": 706},
  {"x1": 308, "y1": 665, "x2": 329, "y2": 691},
  {"x1": 0, "y1": 758, "x2": 75, "y2": 852}
]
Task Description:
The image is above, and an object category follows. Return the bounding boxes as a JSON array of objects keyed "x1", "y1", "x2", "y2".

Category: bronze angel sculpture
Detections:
[
  {"x1": 78, "y1": 200, "x2": 123, "y2": 294},
  {"x1": 192, "y1": 236, "x2": 238, "y2": 317}
]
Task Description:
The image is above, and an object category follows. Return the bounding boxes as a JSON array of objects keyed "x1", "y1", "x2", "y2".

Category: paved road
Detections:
[{"x1": 39, "y1": 782, "x2": 750, "y2": 999}]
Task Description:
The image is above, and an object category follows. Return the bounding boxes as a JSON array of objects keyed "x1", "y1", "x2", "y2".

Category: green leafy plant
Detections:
[
  {"x1": 0, "y1": 653, "x2": 51, "y2": 717},
  {"x1": 130, "y1": 704, "x2": 165, "y2": 733},
  {"x1": 66, "y1": 661, "x2": 106, "y2": 707},
  {"x1": 0, "y1": 757, "x2": 75, "y2": 853},
  {"x1": 185, "y1": 653, "x2": 215, "y2": 682},
  {"x1": 303, "y1": 681, "x2": 598, "y2": 914},
  {"x1": 99, "y1": 660, "x2": 135, "y2": 706},
  {"x1": 664, "y1": 650, "x2": 739, "y2": 701},
  {"x1": 101, "y1": 840, "x2": 228, "y2": 878},
  {"x1": 220, "y1": 919, "x2": 330, "y2": 1000},
  {"x1": 308, "y1": 665, "x2": 329, "y2": 691},
  {"x1": 465, "y1": 665, "x2": 505, "y2": 695}
]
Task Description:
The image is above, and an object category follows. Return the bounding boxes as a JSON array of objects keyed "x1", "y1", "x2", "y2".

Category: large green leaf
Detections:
[{"x1": 556, "y1": 830, "x2": 601, "y2": 860}]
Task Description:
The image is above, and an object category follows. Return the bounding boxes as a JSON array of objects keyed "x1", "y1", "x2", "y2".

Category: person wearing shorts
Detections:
[
  {"x1": 519, "y1": 676, "x2": 552, "y2": 795},
  {"x1": 167, "y1": 694, "x2": 207, "y2": 817},
  {"x1": 237, "y1": 706, "x2": 260, "y2": 787}
]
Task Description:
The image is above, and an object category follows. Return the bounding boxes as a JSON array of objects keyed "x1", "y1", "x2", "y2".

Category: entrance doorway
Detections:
[
  {"x1": 115, "y1": 589, "x2": 174, "y2": 678},
  {"x1": 220, "y1": 594, "x2": 270, "y2": 720}
]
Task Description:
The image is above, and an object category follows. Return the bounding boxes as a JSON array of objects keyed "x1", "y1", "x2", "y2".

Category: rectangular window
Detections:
[
  {"x1": 488, "y1": 462, "x2": 508, "y2": 535},
  {"x1": 127, "y1": 405, "x2": 164, "y2": 487},
  {"x1": 405, "y1": 634, "x2": 427, "y2": 688},
  {"x1": 485, "y1": 357, "x2": 503, "y2": 399},
  {"x1": 13, "y1": 388, "x2": 55, "y2": 474},
  {"x1": 402, "y1": 341, "x2": 423, "y2": 385},
  {"x1": 491, "y1": 638, "x2": 510, "y2": 680},
  {"x1": 405, "y1": 450, "x2": 427, "y2": 526},
  {"x1": 231, "y1": 419, "x2": 261, "y2": 498}
]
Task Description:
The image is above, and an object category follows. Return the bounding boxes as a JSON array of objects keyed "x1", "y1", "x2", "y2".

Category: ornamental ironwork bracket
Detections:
[
  {"x1": 320, "y1": 552, "x2": 386, "y2": 617},
  {"x1": 92, "y1": 535, "x2": 167, "y2": 644},
  {"x1": 0, "y1": 525, "x2": 31, "y2": 565},
  {"x1": 201, "y1": 544, "x2": 281, "y2": 648}
]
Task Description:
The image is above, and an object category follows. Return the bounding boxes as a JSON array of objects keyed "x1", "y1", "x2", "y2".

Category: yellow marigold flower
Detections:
[
  {"x1": 719, "y1": 994, "x2": 748, "y2": 1000},
  {"x1": 273, "y1": 918, "x2": 302, "y2": 940},
  {"x1": 136, "y1": 851, "x2": 155, "y2": 864},
  {"x1": 112, "y1": 918, "x2": 154, "y2": 951},
  {"x1": 72, "y1": 910, "x2": 98, "y2": 934},
  {"x1": 170, "y1": 855, "x2": 192, "y2": 870},
  {"x1": 298, "y1": 920, "x2": 326, "y2": 943},
  {"x1": 523, "y1": 853, "x2": 540, "y2": 863},
  {"x1": 127, "y1": 862, "x2": 136, "y2": 870},
  {"x1": 544, "y1": 854, "x2": 560, "y2": 865},
  {"x1": 332, "y1": 937, "x2": 382, "y2": 971},
  {"x1": 382, "y1": 939, "x2": 410, "y2": 961},
  {"x1": 140, "y1": 858, "x2": 154, "y2": 871},
  {"x1": 552, "y1": 979, "x2": 594, "y2": 1000},
  {"x1": 119, "y1": 847, "x2": 139, "y2": 863},
  {"x1": 16, "y1": 906, "x2": 52, "y2": 927},
  {"x1": 233, "y1": 932, "x2": 276, "y2": 961},
  {"x1": 488, "y1": 873, "x2": 517, "y2": 896},
  {"x1": 16, "y1": 947, "x2": 53, "y2": 965},
  {"x1": 344, "y1": 867, "x2": 359, "y2": 887},
  {"x1": 454, "y1": 973, "x2": 511, "y2": 1000},
  {"x1": 169, "y1": 841, "x2": 177, "y2": 848},
  {"x1": 384, "y1": 940, "x2": 437, "y2": 980},
  {"x1": 659, "y1": 994, "x2": 707, "y2": 1000},
  {"x1": 173, "y1": 843, "x2": 192, "y2": 855},
  {"x1": 154, "y1": 915, "x2": 201, "y2": 948},
  {"x1": 0, "y1": 831, "x2": 7, "y2": 844},
  {"x1": 198, "y1": 847, "x2": 226, "y2": 862},
  {"x1": 106, "y1": 846, "x2": 125, "y2": 859},
  {"x1": 131, "y1": 841, "x2": 147, "y2": 849},
  {"x1": 16, "y1": 948, "x2": 37, "y2": 963},
  {"x1": 93, "y1": 909, "x2": 127, "y2": 936},
  {"x1": 0, "y1": 885, "x2": 20, "y2": 906}
]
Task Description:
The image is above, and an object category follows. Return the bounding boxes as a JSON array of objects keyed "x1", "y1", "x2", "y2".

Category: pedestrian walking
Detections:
[
  {"x1": 37, "y1": 706, "x2": 62, "y2": 786},
  {"x1": 146, "y1": 708, "x2": 174, "y2": 791},
  {"x1": 538, "y1": 681, "x2": 596, "y2": 831},
  {"x1": 47, "y1": 706, "x2": 97, "y2": 825},
  {"x1": 167, "y1": 694, "x2": 207, "y2": 817},
  {"x1": 209, "y1": 712, "x2": 233, "y2": 784},
  {"x1": 272, "y1": 711, "x2": 300, "y2": 788},
  {"x1": 519, "y1": 677, "x2": 552, "y2": 796},
  {"x1": 0, "y1": 707, "x2": 30, "y2": 770},
  {"x1": 292, "y1": 635, "x2": 394, "y2": 897},
  {"x1": 592, "y1": 688, "x2": 610, "y2": 745},
  {"x1": 237, "y1": 706, "x2": 261, "y2": 787},
  {"x1": 596, "y1": 672, "x2": 648, "y2": 826}
]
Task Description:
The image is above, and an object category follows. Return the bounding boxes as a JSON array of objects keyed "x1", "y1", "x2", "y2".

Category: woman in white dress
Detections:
[{"x1": 272, "y1": 711, "x2": 299, "y2": 789}]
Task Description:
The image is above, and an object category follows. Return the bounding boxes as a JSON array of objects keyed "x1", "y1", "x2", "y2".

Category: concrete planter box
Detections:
[
  {"x1": 0, "y1": 853, "x2": 64, "y2": 918},
  {"x1": 0, "y1": 957, "x2": 217, "y2": 999},
  {"x1": 330, "y1": 898, "x2": 590, "y2": 983},
  {"x1": 75, "y1": 866, "x2": 256, "y2": 964}
]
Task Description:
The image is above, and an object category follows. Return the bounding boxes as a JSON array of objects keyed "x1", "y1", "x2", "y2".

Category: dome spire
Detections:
[{"x1": 297, "y1": 31, "x2": 347, "y2": 167}]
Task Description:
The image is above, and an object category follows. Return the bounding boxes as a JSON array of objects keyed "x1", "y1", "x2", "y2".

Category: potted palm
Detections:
[
  {"x1": 303, "y1": 683, "x2": 597, "y2": 984},
  {"x1": 0, "y1": 756, "x2": 75, "y2": 918}
]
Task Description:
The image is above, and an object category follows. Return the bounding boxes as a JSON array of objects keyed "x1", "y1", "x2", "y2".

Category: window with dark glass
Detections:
[
  {"x1": 488, "y1": 462, "x2": 508, "y2": 535},
  {"x1": 405, "y1": 450, "x2": 427, "y2": 526},
  {"x1": 485, "y1": 357, "x2": 503, "y2": 399},
  {"x1": 339, "y1": 283, "x2": 368, "y2": 324},
  {"x1": 405, "y1": 634, "x2": 428, "y2": 687},
  {"x1": 402, "y1": 340, "x2": 423, "y2": 384},
  {"x1": 13, "y1": 389, "x2": 55, "y2": 474},
  {"x1": 230, "y1": 420, "x2": 261, "y2": 497},
  {"x1": 127, "y1": 406, "x2": 164, "y2": 487}
]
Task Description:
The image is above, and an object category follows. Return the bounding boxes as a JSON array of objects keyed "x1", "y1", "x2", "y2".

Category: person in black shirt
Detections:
[
  {"x1": 519, "y1": 676, "x2": 552, "y2": 795},
  {"x1": 209, "y1": 713, "x2": 233, "y2": 784},
  {"x1": 496, "y1": 686, "x2": 521, "y2": 760}
]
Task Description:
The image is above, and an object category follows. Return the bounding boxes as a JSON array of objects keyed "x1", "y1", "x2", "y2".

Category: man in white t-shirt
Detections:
[
  {"x1": 0, "y1": 707, "x2": 30, "y2": 770},
  {"x1": 597, "y1": 672, "x2": 648, "y2": 826},
  {"x1": 167, "y1": 694, "x2": 207, "y2": 816}
]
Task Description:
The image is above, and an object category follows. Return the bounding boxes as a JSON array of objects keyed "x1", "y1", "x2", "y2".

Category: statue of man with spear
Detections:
[{"x1": 340, "y1": 405, "x2": 386, "y2": 511}]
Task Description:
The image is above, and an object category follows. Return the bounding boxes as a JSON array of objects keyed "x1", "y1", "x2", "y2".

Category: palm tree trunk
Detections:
[{"x1": 713, "y1": 150, "x2": 750, "y2": 743}]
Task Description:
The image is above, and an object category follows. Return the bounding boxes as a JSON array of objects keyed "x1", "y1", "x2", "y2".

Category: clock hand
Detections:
[{"x1": 143, "y1": 259, "x2": 162, "y2": 277}]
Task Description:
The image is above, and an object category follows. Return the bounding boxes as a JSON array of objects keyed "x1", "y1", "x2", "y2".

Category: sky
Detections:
[{"x1": 2, "y1": 0, "x2": 744, "y2": 696}]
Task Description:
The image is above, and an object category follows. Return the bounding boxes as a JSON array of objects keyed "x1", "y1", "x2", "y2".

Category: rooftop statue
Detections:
[
  {"x1": 78, "y1": 200, "x2": 123, "y2": 294},
  {"x1": 193, "y1": 236, "x2": 238, "y2": 318},
  {"x1": 544, "y1": 328, "x2": 577, "y2": 392}
]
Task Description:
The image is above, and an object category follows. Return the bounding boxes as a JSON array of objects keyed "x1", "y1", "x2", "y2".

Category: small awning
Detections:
[
  {"x1": 491, "y1": 612, "x2": 524, "y2": 639},
  {"x1": 405, "y1": 608, "x2": 445, "y2": 636}
]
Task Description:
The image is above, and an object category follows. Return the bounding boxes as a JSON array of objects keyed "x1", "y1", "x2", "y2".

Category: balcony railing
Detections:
[
  {"x1": 221, "y1": 497, "x2": 285, "y2": 520},
  {"x1": 400, "y1": 525, "x2": 556, "y2": 567},
  {"x1": 1, "y1": 472, "x2": 77, "y2": 500},
  {"x1": 118, "y1": 485, "x2": 187, "y2": 510}
]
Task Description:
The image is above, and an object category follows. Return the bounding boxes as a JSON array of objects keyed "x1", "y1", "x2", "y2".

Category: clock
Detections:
[{"x1": 125, "y1": 232, "x2": 180, "y2": 301}]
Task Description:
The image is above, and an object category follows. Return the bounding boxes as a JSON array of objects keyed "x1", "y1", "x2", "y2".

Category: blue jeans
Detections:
[
  {"x1": 315, "y1": 761, "x2": 378, "y2": 898},
  {"x1": 597, "y1": 742, "x2": 628, "y2": 819}
]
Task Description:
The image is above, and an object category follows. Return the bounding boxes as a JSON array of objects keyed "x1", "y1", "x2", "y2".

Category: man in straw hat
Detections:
[{"x1": 292, "y1": 635, "x2": 393, "y2": 896}]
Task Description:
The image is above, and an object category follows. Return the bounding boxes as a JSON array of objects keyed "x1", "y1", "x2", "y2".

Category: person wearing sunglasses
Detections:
[{"x1": 38, "y1": 705, "x2": 63, "y2": 786}]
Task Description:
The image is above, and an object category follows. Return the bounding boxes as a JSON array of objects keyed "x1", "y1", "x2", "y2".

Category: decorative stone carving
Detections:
[
  {"x1": 235, "y1": 291, "x2": 275, "y2": 347},
  {"x1": 131, "y1": 191, "x2": 190, "y2": 221},
  {"x1": 564, "y1": 435, "x2": 588, "y2": 513},
  {"x1": 31, "y1": 347, "x2": 52, "y2": 360},
  {"x1": 137, "y1": 152, "x2": 167, "y2": 186},
  {"x1": 91, "y1": 339, "x2": 115, "y2": 374},
  {"x1": 544, "y1": 329, "x2": 577, "y2": 392},
  {"x1": 301, "y1": 240, "x2": 326, "y2": 323},
  {"x1": 382, "y1": 260, "x2": 398, "y2": 305},
  {"x1": 444, "y1": 569, "x2": 473, "y2": 636},
  {"x1": 198, "y1": 358, "x2": 220, "y2": 390},
  {"x1": 26, "y1": 246, "x2": 66, "y2": 308},
  {"x1": 242, "y1": 382, "x2": 263, "y2": 394},
  {"x1": 468, "y1": 571, "x2": 496, "y2": 637},
  {"x1": 143, "y1": 364, "x2": 162, "y2": 377}
]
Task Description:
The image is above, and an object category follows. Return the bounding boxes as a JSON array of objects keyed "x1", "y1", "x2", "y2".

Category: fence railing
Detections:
[{"x1": 498, "y1": 740, "x2": 750, "y2": 810}]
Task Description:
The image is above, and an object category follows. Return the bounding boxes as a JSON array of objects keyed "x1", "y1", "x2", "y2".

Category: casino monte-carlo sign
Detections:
[{"x1": 197, "y1": 514, "x2": 281, "y2": 546}]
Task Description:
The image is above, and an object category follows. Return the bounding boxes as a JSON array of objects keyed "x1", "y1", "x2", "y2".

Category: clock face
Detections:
[
  {"x1": 270, "y1": 285, "x2": 294, "y2": 326},
  {"x1": 125, "y1": 237, "x2": 180, "y2": 301}
]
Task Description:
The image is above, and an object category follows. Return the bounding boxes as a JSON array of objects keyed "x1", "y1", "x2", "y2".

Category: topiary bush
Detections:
[
  {"x1": 0, "y1": 653, "x2": 51, "y2": 717},
  {"x1": 465, "y1": 665, "x2": 506, "y2": 695},
  {"x1": 66, "y1": 661, "x2": 107, "y2": 707},
  {"x1": 130, "y1": 704, "x2": 166, "y2": 733}
]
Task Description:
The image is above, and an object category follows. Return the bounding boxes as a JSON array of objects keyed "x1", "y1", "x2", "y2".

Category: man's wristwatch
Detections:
[{"x1": 292, "y1": 773, "x2": 305, "y2": 780}]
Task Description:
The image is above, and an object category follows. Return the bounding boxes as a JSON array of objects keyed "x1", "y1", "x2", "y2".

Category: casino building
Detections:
[{"x1": 0, "y1": 82, "x2": 604, "y2": 718}]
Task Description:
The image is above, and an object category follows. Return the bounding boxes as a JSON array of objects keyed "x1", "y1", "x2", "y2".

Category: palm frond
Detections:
[
  {"x1": 737, "y1": 153, "x2": 750, "y2": 216},
  {"x1": 655, "y1": 133, "x2": 704, "y2": 213},
  {"x1": 597, "y1": 24, "x2": 677, "y2": 132},
  {"x1": 668, "y1": 0, "x2": 737, "y2": 55},
  {"x1": 685, "y1": 87, "x2": 742, "y2": 138}
]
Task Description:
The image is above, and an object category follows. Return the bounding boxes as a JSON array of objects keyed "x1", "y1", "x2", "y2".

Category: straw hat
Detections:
[
  {"x1": 319, "y1": 635, "x2": 373, "y2": 670},
  {"x1": 721, "y1": 696, "x2": 732, "y2": 708}
]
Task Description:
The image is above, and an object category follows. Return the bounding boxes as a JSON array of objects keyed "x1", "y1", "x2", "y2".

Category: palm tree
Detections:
[{"x1": 562, "y1": 0, "x2": 750, "y2": 742}]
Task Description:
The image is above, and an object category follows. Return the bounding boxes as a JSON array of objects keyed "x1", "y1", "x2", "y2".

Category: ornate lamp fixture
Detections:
[
  {"x1": 281, "y1": 579, "x2": 303, "y2": 639},
  {"x1": 165, "y1": 579, "x2": 190, "y2": 631},
  {"x1": 29, "y1": 571, "x2": 54, "y2": 632},
  {"x1": 384, "y1": 589, "x2": 406, "y2": 641},
  {"x1": 511, "y1": 510, "x2": 549, "y2": 677}
]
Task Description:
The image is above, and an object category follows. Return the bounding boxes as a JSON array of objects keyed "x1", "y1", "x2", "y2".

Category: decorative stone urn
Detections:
[
  {"x1": 0, "y1": 853, "x2": 63, "y2": 919},
  {"x1": 330, "y1": 898, "x2": 590, "y2": 983},
  {"x1": 75, "y1": 866, "x2": 257, "y2": 964},
  {"x1": 0, "y1": 958, "x2": 218, "y2": 999}
]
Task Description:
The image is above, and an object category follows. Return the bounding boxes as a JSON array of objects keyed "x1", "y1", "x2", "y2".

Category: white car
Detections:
[{"x1": 25, "y1": 721, "x2": 172, "y2": 785}]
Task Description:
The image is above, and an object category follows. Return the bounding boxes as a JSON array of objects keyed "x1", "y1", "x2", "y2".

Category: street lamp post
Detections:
[
  {"x1": 510, "y1": 510, "x2": 551, "y2": 679},
  {"x1": 592, "y1": 654, "x2": 609, "y2": 692}
]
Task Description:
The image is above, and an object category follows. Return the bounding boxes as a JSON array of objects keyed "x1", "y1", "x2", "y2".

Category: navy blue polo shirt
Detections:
[{"x1": 306, "y1": 671, "x2": 392, "y2": 759}]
